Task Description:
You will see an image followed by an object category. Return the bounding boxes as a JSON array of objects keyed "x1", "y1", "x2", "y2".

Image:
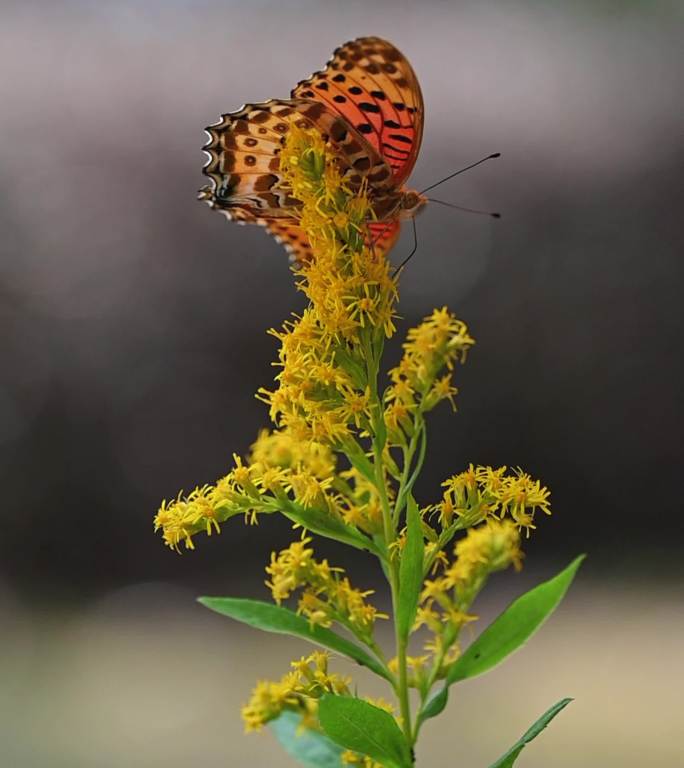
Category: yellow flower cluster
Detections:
[
  {"x1": 250, "y1": 428, "x2": 336, "y2": 481},
  {"x1": 416, "y1": 519, "x2": 523, "y2": 667},
  {"x1": 242, "y1": 649, "x2": 393, "y2": 768},
  {"x1": 257, "y1": 309, "x2": 372, "y2": 444},
  {"x1": 154, "y1": 428, "x2": 336, "y2": 551},
  {"x1": 266, "y1": 537, "x2": 387, "y2": 641},
  {"x1": 154, "y1": 477, "x2": 253, "y2": 553},
  {"x1": 437, "y1": 464, "x2": 551, "y2": 532},
  {"x1": 449, "y1": 518, "x2": 523, "y2": 587},
  {"x1": 154, "y1": 423, "x2": 395, "y2": 552},
  {"x1": 241, "y1": 651, "x2": 350, "y2": 732},
  {"x1": 279, "y1": 125, "x2": 398, "y2": 340},
  {"x1": 155, "y1": 126, "x2": 405, "y2": 550},
  {"x1": 384, "y1": 308, "x2": 474, "y2": 442},
  {"x1": 257, "y1": 125, "x2": 399, "y2": 446}
]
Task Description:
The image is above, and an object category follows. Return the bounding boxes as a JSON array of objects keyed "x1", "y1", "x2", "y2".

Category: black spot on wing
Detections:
[
  {"x1": 359, "y1": 102, "x2": 380, "y2": 113},
  {"x1": 388, "y1": 133, "x2": 413, "y2": 144}
]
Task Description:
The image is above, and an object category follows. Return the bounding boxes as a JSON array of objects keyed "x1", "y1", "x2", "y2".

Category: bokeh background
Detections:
[{"x1": 1, "y1": 1, "x2": 683, "y2": 766}]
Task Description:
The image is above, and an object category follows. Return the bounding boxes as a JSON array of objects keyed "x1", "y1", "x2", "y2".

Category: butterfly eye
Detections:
[{"x1": 402, "y1": 192, "x2": 419, "y2": 210}]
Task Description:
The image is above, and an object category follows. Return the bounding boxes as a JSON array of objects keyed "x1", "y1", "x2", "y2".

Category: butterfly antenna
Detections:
[
  {"x1": 392, "y1": 217, "x2": 419, "y2": 277},
  {"x1": 428, "y1": 198, "x2": 501, "y2": 218},
  {"x1": 420, "y1": 153, "x2": 500, "y2": 195}
]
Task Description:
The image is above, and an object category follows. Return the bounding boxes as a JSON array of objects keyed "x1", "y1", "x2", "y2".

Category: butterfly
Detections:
[{"x1": 199, "y1": 36, "x2": 426, "y2": 263}]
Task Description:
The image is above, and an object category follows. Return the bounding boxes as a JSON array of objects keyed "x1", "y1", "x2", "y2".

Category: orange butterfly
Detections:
[{"x1": 199, "y1": 37, "x2": 426, "y2": 262}]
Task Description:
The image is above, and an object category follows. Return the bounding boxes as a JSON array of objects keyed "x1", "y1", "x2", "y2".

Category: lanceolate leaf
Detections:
[
  {"x1": 271, "y1": 711, "x2": 345, "y2": 768},
  {"x1": 318, "y1": 695, "x2": 411, "y2": 768},
  {"x1": 419, "y1": 556, "x2": 583, "y2": 727},
  {"x1": 488, "y1": 698, "x2": 573, "y2": 767},
  {"x1": 446, "y1": 555, "x2": 585, "y2": 684},
  {"x1": 199, "y1": 597, "x2": 391, "y2": 682},
  {"x1": 416, "y1": 684, "x2": 449, "y2": 727},
  {"x1": 397, "y1": 496, "x2": 424, "y2": 640}
]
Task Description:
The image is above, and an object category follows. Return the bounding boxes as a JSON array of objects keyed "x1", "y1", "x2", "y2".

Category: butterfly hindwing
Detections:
[
  {"x1": 201, "y1": 99, "x2": 310, "y2": 221},
  {"x1": 263, "y1": 219, "x2": 402, "y2": 266},
  {"x1": 368, "y1": 220, "x2": 402, "y2": 256},
  {"x1": 263, "y1": 221, "x2": 314, "y2": 263},
  {"x1": 292, "y1": 36, "x2": 424, "y2": 186}
]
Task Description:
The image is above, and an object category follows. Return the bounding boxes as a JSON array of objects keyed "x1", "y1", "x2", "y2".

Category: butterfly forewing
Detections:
[{"x1": 291, "y1": 37, "x2": 424, "y2": 186}]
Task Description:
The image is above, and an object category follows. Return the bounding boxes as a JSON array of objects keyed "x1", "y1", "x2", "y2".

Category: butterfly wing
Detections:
[
  {"x1": 368, "y1": 220, "x2": 402, "y2": 256},
  {"x1": 263, "y1": 221, "x2": 314, "y2": 263},
  {"x1": 201, "y1": 99, "x2": 309, "y2": 221},
  {"x1": 200, "y1": 38, "x2": 422, "y2": 258},
  {"x1": 201, "y1": 97, "x2": 396, "y2": 221},
  {"x1": 263, "y1": 219, "x2": 401, "y2": 265},
  {"x1": 292, "y1": 37, "x2": 424, "y2": 186}
]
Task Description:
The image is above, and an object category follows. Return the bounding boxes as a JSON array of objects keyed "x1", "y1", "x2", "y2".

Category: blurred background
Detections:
[{"x1": 1, "y1": 0, "x2": 682, "y2": 766}]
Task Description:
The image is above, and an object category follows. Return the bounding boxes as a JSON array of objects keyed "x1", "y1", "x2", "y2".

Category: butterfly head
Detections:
[{"x1": 398, "y1": 189, "x2": 428, "y2": 220}]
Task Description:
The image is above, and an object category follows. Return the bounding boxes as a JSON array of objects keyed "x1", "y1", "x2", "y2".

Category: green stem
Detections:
[
  {"x1": 394, "y1": 416, "x2": 427, "y2": 524},
  {"x1": 414, "y1": 636, "x2": 449, "y2": 740},
  {"x1": 423, "y1": 519, "x2": 468, "y2": 576},
  {"x1": 328, "y1": 606, "x2": 396, "y2": 688},
  {"x1": 390, "y1": 560, "x2": 414, "y2": 751},
  {"x1": 366, "y1": 336, "x2": 414, "y2": 753},
  {"x1": 394, "y1": 424, "x2": 422, "y2": 522}
]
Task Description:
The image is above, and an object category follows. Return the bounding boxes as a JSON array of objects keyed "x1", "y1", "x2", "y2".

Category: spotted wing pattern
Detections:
[
  {"x1": 264, "y1": 221, "x2": 313, "y2": 263},
  {"x1": 264, "y1": 219, "x2": 401, "y2": 265},
  {"x1": 292, "y1": 37, "x2": 423, "y2": 186},
  {"x1": 201, "y1": 98, "x2": 398, "y2": 222},
  {"x1": 200, "y1": 37, "x2": 423, "y2": 259},
  {"x1": 201, "y1": 99, "x2": 321, "y2": 222}
]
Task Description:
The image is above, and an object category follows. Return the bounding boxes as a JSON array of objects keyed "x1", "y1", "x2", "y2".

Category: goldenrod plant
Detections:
[{"x1": 155, "y1": 127, "x2": 583, "y2": 767}]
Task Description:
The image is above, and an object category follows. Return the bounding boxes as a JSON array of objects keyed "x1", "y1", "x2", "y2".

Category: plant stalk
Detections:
[{"x1": 366, "y1": 331, "x2": 415, "y2": 755}]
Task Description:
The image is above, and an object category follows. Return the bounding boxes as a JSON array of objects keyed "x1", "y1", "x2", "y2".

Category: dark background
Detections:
[{"x1": 1, "y1": 1, "x2": 682, "y2": 766}]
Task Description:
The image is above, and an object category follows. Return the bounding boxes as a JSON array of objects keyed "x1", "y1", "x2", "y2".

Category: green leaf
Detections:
[
  {"x1": 397, "y1": 496, "x2": 424, "y2": 640},
  {"x1": 318, "y1": 695, "x2": 411, "y2": 768},
  {"x1": 417, "y1": 684, "x2": 449, "y2": 727},
  {"x1": 199, "y1": 597, "x2": 391, "y2": 682},
  {"x1": 418, "y1": 556, "x2": 583, "y2": 729},
  {"x1": 271, "y1": 711, "x2": 345, "y2": 768},
  {"x1": 279, "y1": 499, "x2": 378, "y2": 555},
  {"x1": 488, "y1": 698, "x2": 573, "y2": 767},
  {"x1": 373, "y1": 412, "x2": 388, "y2": 451},
  {"x1": 446, "y1": 555, "x2": 585, "y2": 685},
  {"x1": 344, "y1": 443, "x2": 376, "y2": 484}
]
